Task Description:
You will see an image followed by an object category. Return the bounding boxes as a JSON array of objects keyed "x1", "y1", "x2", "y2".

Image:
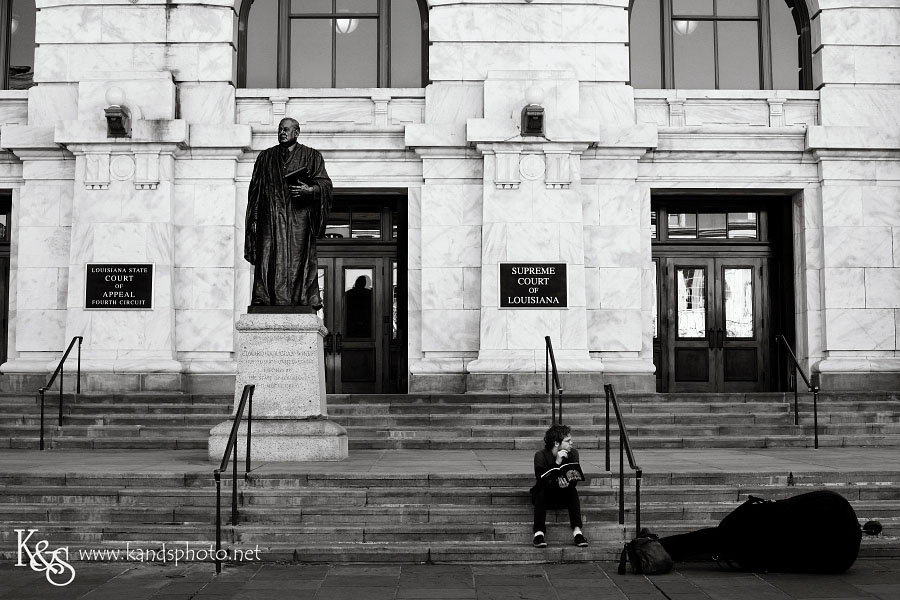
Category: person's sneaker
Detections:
[
  {"x1": 532, "y1": 533, "x2": 547, "y2": 548},
  {"x1": 574, "y1": 533, "x2": 589, "y2": 547}
]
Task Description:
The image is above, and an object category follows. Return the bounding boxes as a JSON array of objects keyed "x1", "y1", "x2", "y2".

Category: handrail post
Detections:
[
  {"x1": 604, "y1": 389, "x2": 610, "y2": 472},
  {"x1": 59, "y1": 365, "x2": 64, "y2": 427},
  {"x1": 793, "y1": 367, "x2": 799, "y2": 426},
  {"x1": 618, "y1": 436, "x2": 625, "y2": 525},
  {"x1": 545, "y1": 342, "x2": 549, "y2": 395},
  {"x1": 39, "y1": 389, "x2": 45, "y2": 451},
  {"x1": 813, "y1": 386, "x2": 819, "y2": 449},
  {"x1": 245, "y1": 388, "x2": 253, "y2": 475},
  {"x1": 214, "y1": 471, "x2": 222, "y2": 574},
  {"x1": 559, "y1": 389, "x2": 563, "y2": 425},
  {"x1": 232, "y1": 440, "x2": 238, "y2": 525},
  {"x1": 635, "y1": 469, "x2": 642, "y2": 535},
  {"x1": 76, "y1": 337, "x2": 82, "y2": 394}
]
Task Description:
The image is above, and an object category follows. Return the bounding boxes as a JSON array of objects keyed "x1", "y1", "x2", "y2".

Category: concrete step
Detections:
[
  {"x1": 2, "y1": 437, "x2": 209, "y2": 450},
  {"x1": 0, "y1": 414, "x2": 229, "y2": 426},
  {"x1": 345, "y1": 434, "x2": 900, "y2": 450},
  {"x1": 0, "y1": 425, "x2": 215, "y2": 438},
  {"x1": 1, "y1": 536, "x2": 895, "y2": 564}
]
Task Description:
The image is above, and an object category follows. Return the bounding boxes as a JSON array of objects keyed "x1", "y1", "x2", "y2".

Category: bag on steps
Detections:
[{"x1": 618, "y1": 528, "x2": 673, "y2": 575}]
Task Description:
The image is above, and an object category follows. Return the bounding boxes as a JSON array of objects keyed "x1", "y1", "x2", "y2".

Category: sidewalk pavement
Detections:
[
  {"x1": 2, "y1": 559, "x2": 898, "y2": 599},
  {"x1": 1, "y1": 446, "x2": 899, "y2": 477}
]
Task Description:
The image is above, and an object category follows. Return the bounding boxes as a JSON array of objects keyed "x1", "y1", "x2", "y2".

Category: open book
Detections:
[{"x1": 539, "y1": 462, "x2": 585, "y2": 486}]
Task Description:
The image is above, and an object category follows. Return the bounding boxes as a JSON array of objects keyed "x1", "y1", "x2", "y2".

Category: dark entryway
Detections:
[
  {"x1": 317, "y1": 192, "x2": 406, "y2": 393},
  {"x1": 652, "y1": 196, "x2": 794, "y2": 393},
  {"x1": 0, "y1": 191, "x2": 10, "y2": 367}
]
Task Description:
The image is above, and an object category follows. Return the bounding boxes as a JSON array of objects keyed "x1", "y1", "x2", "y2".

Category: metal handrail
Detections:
[
  {"x1": 776, "y1": 335, "x2": 820, "y2": 449},
  {"x1": 604, "y1": 383, "x2": 643, "y2": 534},
  {"x1": 544, "y1": 336, "x2": 564, "y2": 424},
  {"x1": 38, "y1": 336, "x2": 83, "y2": 450},
  {"x1": 213, "y1": 384, "x2": 255, "y2": 574}
]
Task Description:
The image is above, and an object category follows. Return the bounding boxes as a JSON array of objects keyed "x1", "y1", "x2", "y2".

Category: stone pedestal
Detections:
[{"x1": 208, "y1": 313, "x2": 348, "y2": 462}]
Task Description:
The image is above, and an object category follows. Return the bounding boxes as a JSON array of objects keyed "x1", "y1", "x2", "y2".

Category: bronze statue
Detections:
[{"x1": 245, "y1": 118, "x2": 333, "y2": 308}]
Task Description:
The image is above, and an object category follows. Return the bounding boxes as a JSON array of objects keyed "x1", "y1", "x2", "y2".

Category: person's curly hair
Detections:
[{"x1": 543, "y1": 424, "x2": 571, "y2": 450}]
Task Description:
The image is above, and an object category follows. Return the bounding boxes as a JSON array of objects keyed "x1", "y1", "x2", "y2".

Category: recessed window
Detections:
[
  {"x1": 2, "y1": 1, "x2": 36, "y2": 90},
  {"x1": 629, "y1": 0, "x2": 810, "y2": 90},
  {"x1": 239, "y1": 0, "x2": 428, "y2": 88},
  {"x1": 661, "y1": 211, "x2": 759, "y2": 241}
]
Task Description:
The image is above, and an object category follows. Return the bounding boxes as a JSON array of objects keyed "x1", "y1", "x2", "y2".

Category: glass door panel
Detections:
[
  {"x1": 343, "y1": 267, "x2": 374, "y2": 339},
  {"x1": 667, "y1": 259, "x2": 716, "y2": 391},
  {"x1": 334, "y1": 258, "x2": 382, "y2": 392},
  {"x1": 676, "y1": 267, "x2": 707, "y2": 338},
  {"x1": 663, "y1": 257, "x2": 768, "y2": 392},
  {"x1": 724, "y1": 267, "x2": 754, "y2": 338},
  {"x1": 717, "y1": 259, "x2": 766, "y2": 388}
]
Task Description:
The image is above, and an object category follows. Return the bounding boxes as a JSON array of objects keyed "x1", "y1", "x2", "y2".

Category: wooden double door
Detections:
[
  {"x1": 317, "y1": 254, "x2": 399, "y2": 393},
  {"x1": 658, "y1": 255, "x2": 770, "y2": 392}
]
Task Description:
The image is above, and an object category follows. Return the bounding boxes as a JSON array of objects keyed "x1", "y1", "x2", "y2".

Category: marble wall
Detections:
[{"x1": 0, "y1": 0, "x2": 897, "y2": 392}]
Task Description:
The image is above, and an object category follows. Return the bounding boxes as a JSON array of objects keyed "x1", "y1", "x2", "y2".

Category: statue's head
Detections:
[{"x1": 277, "y1": 118, "x2": 301, "y2": 147}]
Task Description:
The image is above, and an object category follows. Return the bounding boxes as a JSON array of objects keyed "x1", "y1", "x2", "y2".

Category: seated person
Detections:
[{"x1": 530, "y1": 424, "x2": 588, "y2": 548}]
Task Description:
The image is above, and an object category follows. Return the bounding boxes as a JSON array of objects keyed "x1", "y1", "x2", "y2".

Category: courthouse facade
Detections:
[{"x1": 0, "y1": 0, "x2": 897, "y2": 395}]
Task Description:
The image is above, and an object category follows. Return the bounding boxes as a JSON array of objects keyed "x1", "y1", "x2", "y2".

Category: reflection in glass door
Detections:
[{"x1": 318, "y1": 257, "x2": 385, "y2": 393}]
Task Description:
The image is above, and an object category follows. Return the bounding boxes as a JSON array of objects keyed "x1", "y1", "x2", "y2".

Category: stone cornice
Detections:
[{"x1": 807, "y1": 126, "x2": 900, "y2": 153}]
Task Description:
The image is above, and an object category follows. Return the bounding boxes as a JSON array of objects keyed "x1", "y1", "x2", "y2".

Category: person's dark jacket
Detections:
[{"x1": 533, "y1": 448, "x2": 581, "y2": 490}]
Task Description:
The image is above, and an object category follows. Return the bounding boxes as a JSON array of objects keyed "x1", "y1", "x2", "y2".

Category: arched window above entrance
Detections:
[
  {"x1": 629, "y1": 0, "x2": 812, "y2": 90},
  {"x1": 238, "y1": 0, "x2": 428, "y2": 89},
  {"x1": 1, "y1": 0, "x2": 36, "y2": 90}
]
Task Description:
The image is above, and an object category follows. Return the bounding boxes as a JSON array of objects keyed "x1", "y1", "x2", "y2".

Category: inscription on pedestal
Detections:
[
  {"x1": 234, "y1": 313, "x2": 328, "y2": 419},
  {"x1": 239, "y1": 347, "x2": 318, "y2": 391}
]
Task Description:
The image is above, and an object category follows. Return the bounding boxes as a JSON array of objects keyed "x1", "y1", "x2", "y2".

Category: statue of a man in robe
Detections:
[{"x1": 245, "y1": 118, "x2": 333, "y2": 308}]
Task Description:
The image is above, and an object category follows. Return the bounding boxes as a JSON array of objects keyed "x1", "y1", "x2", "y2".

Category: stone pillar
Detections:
[
  {"x1": 208, "y1": 313, "x2": 348, "y2": 462},
  {"x1": 807, "y1": 127, "x2": 900, "y2": 390},
  {"x1": 0, "y1": 128, "x2": 75, "y2": 391},
  {"x1": 457, "y1": 72, "x2": 595, "y2": 391},
  {"x1": 806, "y1": 1, "x2": 900, "y2": 389}
]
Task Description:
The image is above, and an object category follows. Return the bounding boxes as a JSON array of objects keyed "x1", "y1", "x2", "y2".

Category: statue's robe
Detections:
[{"x1": 245, "y1": 143, "x2": 332, "y2": 307}]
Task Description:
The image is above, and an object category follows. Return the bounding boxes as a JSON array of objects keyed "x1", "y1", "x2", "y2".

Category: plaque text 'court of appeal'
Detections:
[{"x1": 85, "y1": 264, "x2": 154, "y2": 309}]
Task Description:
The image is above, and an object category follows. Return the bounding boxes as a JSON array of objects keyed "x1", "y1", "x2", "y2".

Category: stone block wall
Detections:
[{"x1": 0, "y1": 0, "x2": 896, "y2": 392}]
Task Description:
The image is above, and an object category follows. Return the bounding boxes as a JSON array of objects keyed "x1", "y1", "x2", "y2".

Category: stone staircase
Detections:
[
  {"x1": 2, "y1": 391, "x2": 899, "y2": 451},
  {"x1": 1, "y1": 389, "x2": 899, "y2": 564},
  {"x1": 329, "y1": 392, "x2": 900, "y2": 450},
  {"x1": 1, "y1": 465, "x2": 898, "y2": 563},
  {"x1": 0, "y1": 392, "x2": 233, "y2": 450}
]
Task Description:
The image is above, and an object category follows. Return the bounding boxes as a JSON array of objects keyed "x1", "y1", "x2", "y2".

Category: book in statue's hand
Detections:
[
  {"x1": 540, "y1": 462, "x2": 585, "y2": 486},
  {"x1": 284, "y1": 166, "x2": 315, "y2": 187}
]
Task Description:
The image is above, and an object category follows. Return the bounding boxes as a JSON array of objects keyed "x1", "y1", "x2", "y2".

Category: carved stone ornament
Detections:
[
  {"x1": 134, "y1": 152, "x2": 160, "y2": 190},
  {"x1": 544, "y1": 151, "x2": 571, "y2": 189},
  {"x1": 494, "y1": 150, "x2": 521, "y2": 189},
  {"x1": 518, "y1": 154, "x2": 545, "y2": 181},
  {"x1": 110, "y1": 154, "x2": 136, "y2": 181},
  {"x1": 84, "y1": 153, "x2": 110, "y2": 190}
]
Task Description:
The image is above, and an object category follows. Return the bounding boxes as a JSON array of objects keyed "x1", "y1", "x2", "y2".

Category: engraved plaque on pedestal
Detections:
[{"x1": 234, "y1": 313, "x2": 327, "y2": 418}]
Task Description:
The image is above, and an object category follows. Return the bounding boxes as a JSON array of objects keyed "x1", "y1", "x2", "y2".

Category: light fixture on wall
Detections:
[
  {"x1": 335, "y1": 10, "x2": 359, "y2": 34},
  {"x1": 104, "y1": 86, "x2": 132, "y2": 138},
  {"x1": 520, "y1": 85, "x2": 545, "y2": 137},
  {"x1": 10, "y1": 13, "x2": 19, "y2": 36},
  {"x1": 673, "y1": 20, "x2": 699, "y2": 35}
]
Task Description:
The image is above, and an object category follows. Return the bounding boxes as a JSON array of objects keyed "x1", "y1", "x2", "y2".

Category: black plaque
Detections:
[
  {"x1": 499, "y1": 263, "x2": 567, "y2": 308},
  {"x1": 85, "y1": 264, "x2": 154, "y2": 309}
]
